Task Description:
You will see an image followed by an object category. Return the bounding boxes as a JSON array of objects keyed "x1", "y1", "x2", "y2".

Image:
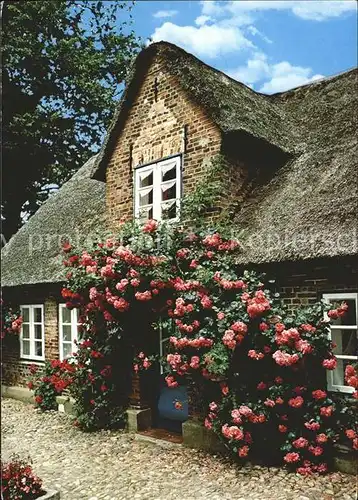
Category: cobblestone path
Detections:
[{"x1": 2, "y1": 399, "x2": 357, "y2": 500}]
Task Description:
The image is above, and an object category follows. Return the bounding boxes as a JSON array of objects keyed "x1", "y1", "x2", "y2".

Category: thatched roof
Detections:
[
  {"x1": 1, "y1": 156, "x2": 106, "y2": 288},
  {"x1": 235, "y1": 68, "x2": 358, "y2": 264},
  {"x1": 2, "y1": 42, "x2": 357, "y2": 287}
]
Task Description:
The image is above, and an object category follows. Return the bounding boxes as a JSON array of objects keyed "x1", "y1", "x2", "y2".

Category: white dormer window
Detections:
[
  {"x1": 323, "y1": 292, "x2": 358, "y2": 393},
  {"x1": 134, "y1": 156, "x2": 181, "y2": 222}
]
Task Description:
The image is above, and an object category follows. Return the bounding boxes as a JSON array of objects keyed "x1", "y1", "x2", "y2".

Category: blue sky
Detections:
[{"x1": 130, "y1": 0, "x2": 357, "y2": 93}]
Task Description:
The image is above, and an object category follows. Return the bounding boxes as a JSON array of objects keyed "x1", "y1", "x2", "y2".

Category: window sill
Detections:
[{"x1": 19, "y1": 359, "x2": 45, "y2": 365}]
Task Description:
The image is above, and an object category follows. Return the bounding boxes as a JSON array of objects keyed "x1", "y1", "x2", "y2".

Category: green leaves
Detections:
[{"x1": 2, "y1": 1, "x2": 141, "y2": 238}]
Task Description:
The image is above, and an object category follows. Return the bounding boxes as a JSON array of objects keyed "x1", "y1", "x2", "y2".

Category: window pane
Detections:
[
  {"x1": 332, "y1": 329, "x2": 358, "y2": 356},
  {"x1": 34, "y1": 324, "x2": 43, "y2": 340},
  {"x1": 34, "y1": 307, "x2": 42, "y2": 323},
  {"x1": 35, "y1": 342, "x2": 43, "y2": 357},
  {"x1": 138, "y1": 206, "x2": 153, "y2": 222},
  {"x1": 61, "y1": 306, "x2": 72, "y2": 324},
  {"x1": 332, "y1": 358, "x2": 354, "y2": 387},
  {"x1": 22, "y1": 340, "x2": 30, "y2": 356},
  {"x1": 22, "y1": 308, "x2": 29, "y2": 323},
  {"x1": 161, "y1": 163, "x2": 176, "y2": 182},
  {"x1": 76, "y1": 324, "x2": 82, "y2": 342},
  {"x1": 329, "y1": 299, "x2": 357, "y2": 326},
  {"x1": 161, "y1": 181, "x2": 176, "y2": 201},
  {"x1": 22, "y1": 324, "x2": 30, "y2": 339},
  {"x1": 161, "y1": 200, "x2": 177, "y2": 220},
  {"x1": 62, "y1": 325, "x2": 72, "y2": 342},
  {"x1": 62, "y1": 343, "x2": 72, "y2": 359},
  {"x1": 139, "y1": 170, "x2": 153, "y2": 188},
  {"x1": 139, "y1": 187, "x2": 153, "y2": 206}
]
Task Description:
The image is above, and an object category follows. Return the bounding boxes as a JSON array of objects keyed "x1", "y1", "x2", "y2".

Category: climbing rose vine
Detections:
[
  {"x1": 58, "y1": 220, "x2": 356, "y2": 472},
  {"x1": 1, "y1": 300, "x2": 22, "y2": 338}
]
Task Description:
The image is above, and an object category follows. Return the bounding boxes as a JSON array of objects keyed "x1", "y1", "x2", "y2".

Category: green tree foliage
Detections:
[{"x1": 2, "y1": 0, "x2": 141, "y2": 240}]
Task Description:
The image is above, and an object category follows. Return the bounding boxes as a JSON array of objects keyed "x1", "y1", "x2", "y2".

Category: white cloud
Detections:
[
  {"x1": 151, "y1": 22, "x2": 254, "y2": 59},
  {"x1": 200, "y1": 1, "x2": 227, "y2": 17},
  {"x1": 229, "y1": 52, "x2": 270, "y2": 84},
  {"x1": 287, "y1": 1, "x2": 356, "y2": 21},
  {"x1": 247, "y1": 26, "x2": 273, "y2": 44},
  {"x1": 195, "y1": 15, "x2": 212, "y2": 26},
  {"x1": 228, "y1": 52, "x2": 324, "y2": 93},
  {"x1": 205, "y1": 1, "x2": 356, "y2": 22},
  {"x1": 153, "y1": 10, "x2": 178, "y2": 19},
  {"x1": 151, "y1": 0, "x2": 355, "y2": 61},
  {"x1": 259, "y1": 65, "x2": 324, "y2": 93}
]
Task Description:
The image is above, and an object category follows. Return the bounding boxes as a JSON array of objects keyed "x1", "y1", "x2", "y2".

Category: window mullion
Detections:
[
  {"x1": 153, "y1": 163, "x2": 160, "y2": 220},
  {"x1": 30, "y1": 306, "x2": 34, "y2": 358},
  {"x1": 71, "y1": 308, "x2": 77, "y2": 353},
  {"x1": 135, "y1": 169, "x2": 140, "y2": 218},
  {"x1": 42, "y1": 305, "x2": 45, "y2": 357},
  {"x1": 59, "y1": 305, "x2": 63, "y2": 360}
]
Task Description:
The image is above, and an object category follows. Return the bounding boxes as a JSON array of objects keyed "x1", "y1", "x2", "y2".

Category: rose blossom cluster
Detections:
[
  {"x1": 170, "y1": 277, "x2": 201, "y2": 292},
  {"x1": 165, "y1": 375, "x2": 178, "y2": 388},
  {"x1": 345, "y1": 429, "x2": 358, "y2": 450},
  {"x1": 202, "y1": 233, "x2": 239, "y2": 252},
  {"x1": 133, "y1": 352, "x2": 152, "y2": 373},
  {"x1": 345, "y1": 364, "x2": 358, "y2": 398},
  {"x1": 327, "y1": 302, "x2": 348, "y2": 319},
  {"x1": 213, "y1": 271, "x2": 246, "y2": 291},
  {"x1": 275, "y1": 324, "x2": 313, "y2": 354},
  {"x1": 222, "y1": 322, "x2": 248, "y2": 350},
  {"x1": 246, "y1": 290, "x2": 271, "y2": 318},
  {"x1": 272, "y1": 350, "x2": 300, "y2": 367},
  {"x1": 169, "y1": 336, "x2": 213, "y2": 349},
  {"x1": 205, "y1": 401, "x2": 219, "y2": 430}
]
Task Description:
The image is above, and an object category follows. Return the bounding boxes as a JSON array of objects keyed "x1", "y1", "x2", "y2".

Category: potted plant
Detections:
[{"x1": 1, "y1": 455, "x2": 60, "y2": 499}]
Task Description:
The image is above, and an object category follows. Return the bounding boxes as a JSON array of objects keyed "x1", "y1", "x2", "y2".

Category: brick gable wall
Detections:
[{"x1": 106, "y1": 54, "x2": 223, "y2": 227}]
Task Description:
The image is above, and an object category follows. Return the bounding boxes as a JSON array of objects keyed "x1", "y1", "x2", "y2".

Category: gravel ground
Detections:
[{"x1": 1, "y1": 398, "x2": 357, "y2": 500}]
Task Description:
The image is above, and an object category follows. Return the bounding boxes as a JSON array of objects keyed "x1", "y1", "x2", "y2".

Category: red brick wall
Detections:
[
  {"x1": 105, "y1": 51, "x2": 222, "y2": 228},
  {"x1": 268, "y1": 258, "x2": 358, "y2": 314}
]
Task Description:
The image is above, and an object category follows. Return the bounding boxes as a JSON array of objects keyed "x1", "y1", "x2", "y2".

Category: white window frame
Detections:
[
  {"x1": 59, "y1": 304, "x2": 80, "y2": 361},
  {"x1": 323, "y1": 292, "x2": 358, "y2": 394},
  {"x1": 134, "y1": 155, "x2": 181, "y2": 222},
  {"x1": 20, "y1": 305, "x2": 45, "y2": 361},
  {"x1": 159, "y1": 322, "x2": 170, "y2": 376}
]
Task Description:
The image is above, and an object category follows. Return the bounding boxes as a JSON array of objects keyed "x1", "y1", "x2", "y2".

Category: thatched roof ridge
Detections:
[
  {"x1": 236, "y1": 67, "x2": 358, "y2": 264},
  {"x1": 94, "y1": 42, "x2": 294, "y2": 179},
  {"x1": 1, "y1": 156, "x2": 106, "y2": 288}
]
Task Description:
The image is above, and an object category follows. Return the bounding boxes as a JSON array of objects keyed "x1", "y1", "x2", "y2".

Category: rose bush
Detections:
[
  {"x1": 47, "y1": 220, "x2": 356, "y2": 472},
  {"x1": 27, "y1": 360, "x2": 75, "y2": 411}
]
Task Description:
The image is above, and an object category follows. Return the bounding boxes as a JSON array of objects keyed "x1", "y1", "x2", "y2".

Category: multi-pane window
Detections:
[
  {"x1": 323, "y1": 293, "x2": 358, "y2": 393},
  {"x1": 20, "y1": 305, "x2": 44, "y2": 360},
  {"x1": 59, "y1": 304, "x2": 80, "y2": 360},
  {"x1": 134, "y1": 156, "x2": 181, "y2": 222}
]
